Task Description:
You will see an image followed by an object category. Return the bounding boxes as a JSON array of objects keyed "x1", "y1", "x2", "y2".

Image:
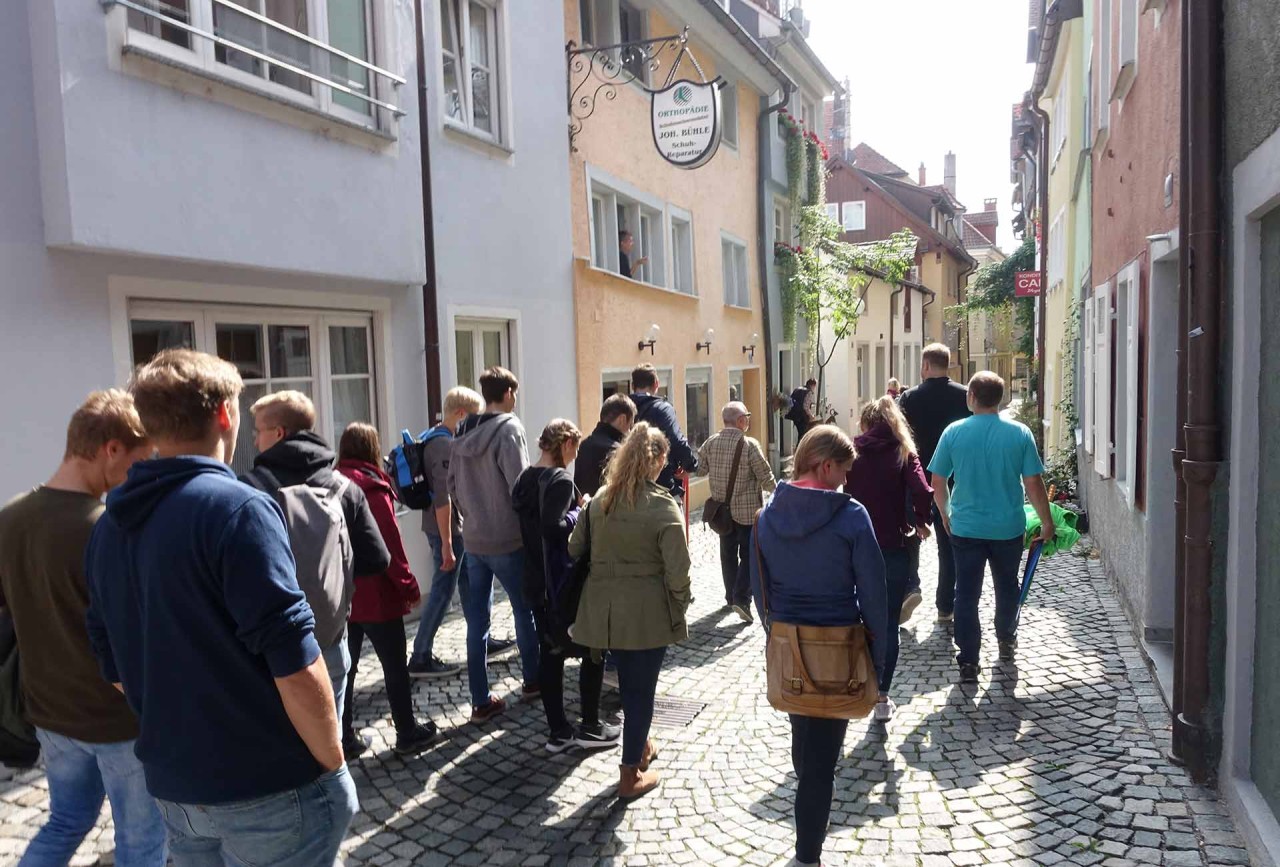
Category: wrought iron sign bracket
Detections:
[{"x1": 566, "y1": 27, "x2": 702, "y2": 152}]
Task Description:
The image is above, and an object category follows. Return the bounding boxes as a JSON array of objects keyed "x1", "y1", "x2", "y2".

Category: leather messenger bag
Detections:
[{"x1": 754, "y1": 516, "x2": 879, "y2": 720}]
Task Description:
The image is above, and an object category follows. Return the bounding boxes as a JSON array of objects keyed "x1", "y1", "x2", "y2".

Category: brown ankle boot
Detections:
[
  {"x1": 638, "y1": 738, "x2": 659, "y2": 771},
  {"x1": 618, "y1": 763, "x2": 659, "y2": 798}
]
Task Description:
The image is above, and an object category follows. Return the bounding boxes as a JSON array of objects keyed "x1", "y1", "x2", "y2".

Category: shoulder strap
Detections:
[
  {"x1": 724, "y1": 438, "x2": 746, "y2": 502},
  {"x1": 753, "y1": 512, "x2": 770, "y2": 617}
]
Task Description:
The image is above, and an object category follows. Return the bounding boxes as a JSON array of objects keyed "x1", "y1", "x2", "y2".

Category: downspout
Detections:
[
  {"x1": 956, "y1": 258, "x2": 977, "y2": 374},
  {"x1": 1173, "y1": 0, "x2": 1224, "y2": 784},
  {"x1": 1170, "y1": 0, "x2": 1190, "y2": 741},
  {"x1": 758, "y1": 85, "x2": 793, "y2": 461},
  {"x1": 1030, "y1": 98, "x2": 1050, "y2": 446},
  {"x1": 413, "y1": 0, "x2": 443, "y2": 423}
]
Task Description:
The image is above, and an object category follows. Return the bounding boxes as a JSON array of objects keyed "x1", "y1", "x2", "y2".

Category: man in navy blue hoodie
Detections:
[
  {"x1": 85, "y1": 349, "x2": 357, "y2": 865},
  {"x1": 629, "y1": 364, "x2": 698, "y2": 500}
]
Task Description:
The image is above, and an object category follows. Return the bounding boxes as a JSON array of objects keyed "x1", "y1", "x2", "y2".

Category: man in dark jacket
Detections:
[
  {"x1": 629, "y1": 364, "x2": 698, "y2": 499},
  {"x1": 784, "y1": 379, "x2": 817, "y2": 443},
  {"x1": 241, "y1": 391, "x2": 390, "y2": 731},
  {"x1": 897, "y1": 343, "x2": 972, "y2": 623},
  {"x1": 575, "y1": 393, "x2": 636, "y2": 497}
]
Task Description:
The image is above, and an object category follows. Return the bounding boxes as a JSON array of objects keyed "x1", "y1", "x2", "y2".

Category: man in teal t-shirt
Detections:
[{"x1": 928, "y1": 372, "x2": 1055, "y2": 684}]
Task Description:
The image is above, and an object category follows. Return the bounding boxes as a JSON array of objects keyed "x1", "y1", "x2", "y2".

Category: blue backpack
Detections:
[{"x1": 385, "y1": 426, "x2": 452, "y2": 510}]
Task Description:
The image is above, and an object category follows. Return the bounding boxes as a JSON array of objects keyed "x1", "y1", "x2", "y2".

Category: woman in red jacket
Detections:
[
  {"x1": 844, "y1": 397, "x2": 933, "y2": 723},
  {"x1": 337, "y1": 423, "x2": 440, "y2": 759}
]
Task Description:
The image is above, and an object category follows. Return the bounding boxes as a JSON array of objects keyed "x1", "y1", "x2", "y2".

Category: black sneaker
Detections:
[
  {"x1": 959, "y1": 663, "x2": 980, "y2": 684},
  {"x1": 574, "y1": 722, "x2": 621, "y2": 750},
  {"x1": 545, "y1": 729, "x2": 576, "y2": 753},
  {"x1": 393, "y1": 722, "x2": 442, "y2": 756},
  {"x1": 731, "y1": 604, "x2": 754, "y2": 624},
  {"x1": 407, "y1": 655, "x2": 462, "y2": 679},
  {"x1": 487, "y1": 636, "x2": 518, "y2": 658},
  {"x1": 343, "y1": 734, "x2": 371, "y2": 762},
  {"x1": 998, "y1": 639, "x2": 1017, "y2": 662}
]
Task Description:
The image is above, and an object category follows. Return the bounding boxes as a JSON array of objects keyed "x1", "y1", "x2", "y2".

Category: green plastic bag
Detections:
[{"x1": 1024, "y1": 502, "x2": 1081, "y2": 557}]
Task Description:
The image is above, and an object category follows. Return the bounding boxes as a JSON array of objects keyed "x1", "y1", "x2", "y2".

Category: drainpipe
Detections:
[
  {"x1": 1173, "y1": 0, "x2": 1223, "y2": 784},
  {"x1": 413, "y1": 0, "x2": 443, "y2": 423},
  {"x1": 1029, "y1": 99, "x2": 1050, "y2": 449},
  {"x1": 1170, "y1": 0, "x2": 1190, "y2": 735},
  {"x1": 759, "y1": 85, "x2": 793, "y2": 463}
]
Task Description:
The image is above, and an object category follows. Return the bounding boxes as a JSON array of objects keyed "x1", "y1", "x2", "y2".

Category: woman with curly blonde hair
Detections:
[{"x1": 569, "y1": 422, "x2": 691, "y2": 798}]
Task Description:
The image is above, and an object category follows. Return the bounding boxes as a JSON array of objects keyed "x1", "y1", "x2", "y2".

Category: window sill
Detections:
[
  {"x1": 121, "y1": 45, "x2": 396, "y2": 146},
  {"x1": 442, "y1": 121, "x2": 514, "y2": 158},
  {"x1": 581, "y1": 261, "x2": 697, "y2": 300},
  {"x1": 724, "y1": 303, "x2": 752, "y2": 312}
]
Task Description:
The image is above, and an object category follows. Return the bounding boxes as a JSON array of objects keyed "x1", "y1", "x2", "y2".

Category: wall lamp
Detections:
[
  {"x1": 742, "y1": 332, "x2": 759, "y2": 362},
  {"x1": 695, "y1": 328, "x2": 714, "y2": 354},
  {"x1": 638, "y1": 323, "x2": 660, "y2": 355}
]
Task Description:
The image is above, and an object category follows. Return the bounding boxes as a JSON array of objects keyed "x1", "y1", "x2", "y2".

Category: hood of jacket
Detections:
[
  {"x1": 454, "y1": 412, "x2": 520, "y2": 458},
  {"x1": 106, "y1": 456, "x2": 237, "y2": 530},
  {"x1": 588, "y1": 422, "x2": 625, "y2": 445},
  {"x1": 763, "y1": 482, "x2": 854, "y2": 540},
  {"x1": 853, "y1": 422, "x2": 900, "y2": 455},
  {"x1": 251, "y1": 431, "x2": 335, "y2": 486},
  {"x1": 630, "y1": 393, "x2": 665, "y2": 421},
  {"x1": 336, "y1": 458, "x2": 394, "y2": 498}
]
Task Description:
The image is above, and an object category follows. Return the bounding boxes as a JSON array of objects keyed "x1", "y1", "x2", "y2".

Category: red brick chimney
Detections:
[
  {"x1": 985, "y1": 198, "x2": 998, "y2": 212},
  {"x1": 918, "y1": 163, "x2": 927, "y2": 186}
]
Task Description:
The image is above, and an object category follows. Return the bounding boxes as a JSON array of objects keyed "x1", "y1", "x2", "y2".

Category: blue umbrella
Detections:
[{"x1": 1012, "y1": 539, "x2": 1045, "y2": 636}]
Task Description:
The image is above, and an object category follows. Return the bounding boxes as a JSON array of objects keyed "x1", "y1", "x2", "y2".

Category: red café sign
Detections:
[{"x1": 1015, "y1": 271, "x2": 1042, "y2": 297}]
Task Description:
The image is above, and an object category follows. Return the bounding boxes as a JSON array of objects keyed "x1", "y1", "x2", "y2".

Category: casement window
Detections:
[
  {"x1": 1113, "y1": 262, "x2": 1142, "y2": 504},
  {"x1": 129, "y1": 304, "x2": 377, "y2": 475},
  {"x1": 1053, "y1": 94, "x2": 1068, "y2": 160},
  {"x1": 1097, "y1": 0, "x2": 1112, "y2": 139},
  {"x1": 670, "y1": 211, "x2": 695, "y2": 296},
  {"x1": 441, "y1": 0, "x2": 505, "y2": 141},
  {"x1": 824, "y1": 203, "x2": 841, "y2": 224},
  {"x1": 579, "y1": 0, "x2": 646, "y2": 82},
  {"x1": 588, "y1": 177, "x2": 666, "y2": 287},
  {"x1": 856, "y1": 344, "x2": 870, "y2": 405},
  {"x1": 721, "y1": 236, "x2": 750, "y2": 308},
  {"x1": 454, "y1": 317, "x2": 511, "y2": 394},
  {"x1": 1083, "y1": 295, "x2": 1095, "y2": 453},
  {"x1": 684, "y1": 367, "x2": 712, "y2": 450},
  {"x1": 841, "y1": 201, "x2": 867, "y2": 232},
  {"x1": 1114, "y1": 0, "x2": 1139, "y2": 102},
  {"x1": 1093, "y1": 281, "x2": 1112, "y2": 477},
  {"x1": 590, "y1": 194, "x2": 610, "y2": 269},
  {"x1": 602, "y1": 367, "x2": 668, "y2": 405},
  {"x1": 123, "y1": 0, "x2": 391, "y2": 128},
  {"x1": 904, "y1": 286, "x2": 913, "y2": 333},
  {"x1": 1048, "y1": 209, "x2": 1067, "y2": 290},
  {"x1": 728, "y1": 369, "x2": 744, "y2": 403},
  {"x1": 773, "y1": 203, "x2": 792, "y2": 247},
  {"x1": 721, "y1": 81, "x2": 738, "y2": 148}
]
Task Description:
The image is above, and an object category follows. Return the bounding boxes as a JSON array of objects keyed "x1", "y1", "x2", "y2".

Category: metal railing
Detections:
[{"x1": 102, "y1": 0, "x2": 406, "y2": 117}]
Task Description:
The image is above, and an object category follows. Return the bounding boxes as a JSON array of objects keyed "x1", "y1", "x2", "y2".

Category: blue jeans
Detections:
[
  {"x1": 322, "y1": 630, "x2": 351, "y2": 725},
  {"x1": 410, "y1": 533, "x2": 470, "y2": 665},
  {"x1": 21, "y1": 729, "x2": 166, "y2": 867},
  {"x1": 933, "y1": 502, "x2": 957, "y2": 614},
  {"x1": 462, "y1": 549, "x2": 540, "y2": 707},
  {"x1": 155, "y1": 765, "x2": 358, "y2": 867},
  {"x1": 950, "y1": 535, "x2": 1024, "y2": 666},
  {"x1": 880, "y1": 547, "x2": 912, "y2": 693},
  {"x1": 613, "y1": 647, "x2": 667, "y2": 765}
]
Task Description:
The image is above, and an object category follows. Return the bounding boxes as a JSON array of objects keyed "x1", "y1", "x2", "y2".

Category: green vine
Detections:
[
  {"x1": 1056, "y1": 299, "x2": 1082, "y2": 436},
  {"x1": 782, "y1": 112, "x2": 807, "y2": 208},
  {"x1": 804, "y1": 138, "x2": 824, "y2": 207},
  {"x1": 775, "y1": 242, "x2": 800, "y2": 341}
]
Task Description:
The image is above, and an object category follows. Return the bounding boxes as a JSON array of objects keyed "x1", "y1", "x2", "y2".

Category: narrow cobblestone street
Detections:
[{"x1": 0, "y1": 526, "x2": 1255, "y2": 866}]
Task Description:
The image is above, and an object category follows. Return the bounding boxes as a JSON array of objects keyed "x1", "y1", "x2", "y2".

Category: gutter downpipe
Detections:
[
  {"x1": 759, "y1": 84, "x2": 793, "y2": 464},
  {"x1": 1173, "y1": 0, "x2": 1223, "y2": 784},
  {"x1": 413, "y1": 0, "x2": 442, "y2": 423},
  {"x1": 1170, "y1": 0, "x2": 1190, "y2": 744},
  {"x1": 1029, "y1": 0, "x2": 1060, "y2": 450}
]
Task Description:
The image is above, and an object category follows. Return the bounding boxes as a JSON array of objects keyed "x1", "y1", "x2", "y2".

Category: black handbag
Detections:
[{"x1": 703, "y1": 438, "x2": 746, "y2": 537}]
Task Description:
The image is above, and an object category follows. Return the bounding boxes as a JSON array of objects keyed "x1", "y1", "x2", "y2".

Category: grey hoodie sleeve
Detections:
[{"x1": 497, "y1": 418, "x2": 530, "y2": 494}]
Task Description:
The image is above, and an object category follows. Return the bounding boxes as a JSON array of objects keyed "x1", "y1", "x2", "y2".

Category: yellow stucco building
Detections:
[{"x1": 565, "y1": 1, "x2": 792, "y2": 507}]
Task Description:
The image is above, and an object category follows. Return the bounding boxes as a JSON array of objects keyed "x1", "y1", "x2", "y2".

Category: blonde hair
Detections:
[
  {"x1": 443, "y1": 386, "x2": 483, "y2": 417},
  {"x1": 250, "y1": 390, "x2": 316, "y2": 434},
  {"x1": 859, "y1": 396, "x2": 918, "y2": 466},
  {"x1": 598, "y1": 422, "x2": 668, "y2": 513},
  {"x1": 792, "y1": 425, "x2": 855, "y2": 478},
  {"x1": 338, "y1": 422, "x2": 382, "y2": 466},
  {"x1": 538, "y1": 419, "x2": 582, "y2": 467},
  {"x1": 130, "y1": 349, "x2": 242, "y2": 442},
  {"x1": 886, "y1": 378, "x2": 901, "y2": 391},
  {"x1": 64, "y1": 389, "x2": 148, "y2": 460}
]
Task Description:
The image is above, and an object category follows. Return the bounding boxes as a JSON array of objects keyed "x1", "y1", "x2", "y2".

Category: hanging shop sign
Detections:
[
  {"x1": 1015, "y1": 271, "x2": 1043, "y2": 297},
  {"x1": 650, "y1": 78, "x2": 723, "y2": 169}
]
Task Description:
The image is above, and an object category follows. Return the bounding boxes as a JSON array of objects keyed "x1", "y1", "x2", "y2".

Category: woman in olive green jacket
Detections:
[{"x1": 569, "y1": 422, "x2": 691, "y2": 798}]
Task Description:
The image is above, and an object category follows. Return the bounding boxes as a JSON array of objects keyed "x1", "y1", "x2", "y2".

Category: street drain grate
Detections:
[{"x1": 650, "y1": 697, "x2": 707, "y2": 728}]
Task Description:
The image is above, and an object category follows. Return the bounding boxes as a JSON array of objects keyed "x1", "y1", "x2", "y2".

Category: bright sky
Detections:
[{"x1": 803, "y1": 0, "x2": 1035, "y2": 251}]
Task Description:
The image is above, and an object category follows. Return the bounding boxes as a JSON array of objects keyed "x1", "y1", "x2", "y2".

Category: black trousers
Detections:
[
  {"x1": 533, "y1": 607, "x2": 603, "y2": 737},
  {"x1": 343, "y1": 618, "x2": 417, "y2": 741},
  {"x1": 718, "y1": 521, "x2": 753, "y2": 607},
  {"x1": 789, "y1": 714, "x2": 849, "y2": 865}
]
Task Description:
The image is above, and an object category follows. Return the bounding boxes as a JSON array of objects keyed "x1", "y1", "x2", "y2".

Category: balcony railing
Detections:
[{"x1": 102, "y1": 0, "x2": 406, "y2": 118}]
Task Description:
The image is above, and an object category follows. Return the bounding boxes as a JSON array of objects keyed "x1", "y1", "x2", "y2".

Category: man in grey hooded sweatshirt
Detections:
[{"x1": 448, "y1": 366, "x2": 540, "y2": 722}]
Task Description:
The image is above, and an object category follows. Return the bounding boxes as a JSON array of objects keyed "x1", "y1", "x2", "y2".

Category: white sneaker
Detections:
[{"x1": 873, "y1": 697, "x2": 895, "y2": 722}]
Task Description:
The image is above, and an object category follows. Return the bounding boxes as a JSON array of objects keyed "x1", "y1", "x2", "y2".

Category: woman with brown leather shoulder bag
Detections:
[{"x1": 749, "y1": 425, "x2": 889, "y2": 867}]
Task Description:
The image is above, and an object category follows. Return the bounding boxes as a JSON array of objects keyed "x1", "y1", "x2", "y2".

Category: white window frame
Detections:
[
  {"x1": 1115, "y1": 261, "x2": 1141, "y2": 504},
  {"x1": 721, "y1": 80, "x2": 738, "y2": 149},
  {"x1": 1053, "y1": 94, "x2": 1068, "y2": 162},
  {"x1": 721, "y1": 233, "x2": 750, "y2": 309},
  {"x1": 841, "y1": 201, "x2": 866, "y2": 232},
  {"x1": 824, "y1": 203, "x2": 840, "y2": 224},
  {"x1": 601, "y1": 366, "x2": 670, "y2": 403},
  {"x1": 122, "y1": 0, "x2": 390, "y2": 131},
  {"x1": 1096, "y1": 0, "x2": 1113, "y2": 146},
  {"x1": 580, "y1": 0, "x2": 647, "y2": 84},
  {"x1": 439, "y1": 0, "x2": 509, "y2": 144},
  {"x1": 1048, "y1": 208, "x2": 1067, "y2": 290},
  {"x1": 452, "y1": 316, "x2": 513, "y2": 394},
  {"x1": 669, "y1": 206, "x2": 695, "y2": 296},
  {"x1": 586, "y1": 168, "x2": 667, "y2": 289},
  {"x1": 1114, "y1": 0, "x2": 1139, "y2": 103},
  {"x1": 1093, "y1": 281, "x2": 1112, "y2": 477},
  {"x1": 683, "y1": 365, "x2": 714, "y2": 450},
  {"x1": 1083, "y1": 295, "x2": 1095, "y2": 454}
]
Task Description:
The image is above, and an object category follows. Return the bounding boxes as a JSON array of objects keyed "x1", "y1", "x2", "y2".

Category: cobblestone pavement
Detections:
[{"x1": 0, "y1": 526, "x2": 1256, "y2": 866}]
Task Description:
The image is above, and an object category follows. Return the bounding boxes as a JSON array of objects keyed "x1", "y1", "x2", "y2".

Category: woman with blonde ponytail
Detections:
[
  {"x1": 568, "y1": 422, "x2": 691, "y2": 799},
  {"x1": 844, "y1": 396, "x2": 934, "y2": 723}
]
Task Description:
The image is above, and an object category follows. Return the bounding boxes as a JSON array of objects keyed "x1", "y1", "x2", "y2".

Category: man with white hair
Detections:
[{"x1": 697, "y1": 402, "x2": 776, "y2": 622}]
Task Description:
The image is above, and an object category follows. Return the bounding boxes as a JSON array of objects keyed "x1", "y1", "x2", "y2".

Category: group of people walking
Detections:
[{"x1": 0, "y1": 340, "x2": 1057, "y2": 867}]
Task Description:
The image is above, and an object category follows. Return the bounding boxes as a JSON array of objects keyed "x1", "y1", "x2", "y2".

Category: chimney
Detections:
[
  {"x1": 918, "y1": 163, "x2": 927, "y2": 186},
  {"x1": 984, "y1": 197, "x2": 998, "y2": 212},
  {"x1": 944, "y1": 151, "x2": 957, "y2": 196}
]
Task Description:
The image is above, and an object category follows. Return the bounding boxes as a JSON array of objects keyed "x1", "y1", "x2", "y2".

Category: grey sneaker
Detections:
[
  {"x1": 937, "y1": 610, "x2": 955, "y2": 624},
  {"x1": 407, "y1": 655, "x2": 461, "y2": 678},
  {"x1": 731, "y1": 604, "x2": 754, "y2": 624},
  {"x1": 574, "y1": 722, "x2": 621, "y2": 750},
  {"x1": 899, "y1": 590, "x2": 923, "y2": 624},
  {"x1": 487, "y1": 636, "x2": 518, "y2": 658}
]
